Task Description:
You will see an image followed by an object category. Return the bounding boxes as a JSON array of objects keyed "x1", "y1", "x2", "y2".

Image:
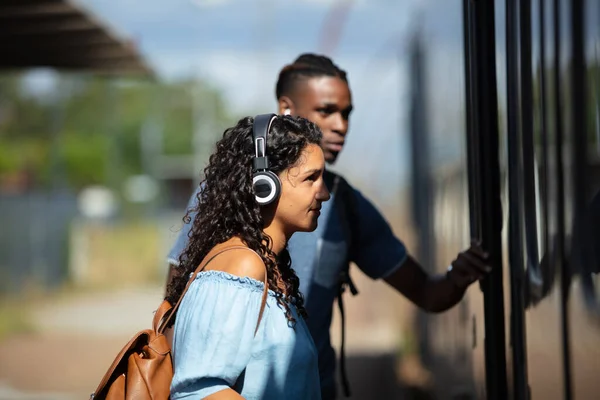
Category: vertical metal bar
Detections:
[
  {"x1": 463, "y1": 5, "x2": 481, "y2": 394},
  {"x1": 553, "y1": 0, "x2": 572, "y2": 397},
  {"x1": 464, "y1": 0, "x2": 481, "y2": 239},
  {"x1": 506, "y1": 0, "x2": 530, "y2": 397},
  {"x1": 408, "y1": 27, "x2": 434, "y2": 366},
  {"x1": 571, "y1": 0, "x2": 588, "y2": 219},
  {"x1": 521, "y1": 0, "x2": 541, "y2": 272},
  {"x1": 471, "y1": 0, "x2": 509, "y2": 398},
  {"x1": 565, "y1": 0, "x2": 587, "y2": 396},
  {"x1": 539, "y1": 0, "x2": 550, "y2": 274}
]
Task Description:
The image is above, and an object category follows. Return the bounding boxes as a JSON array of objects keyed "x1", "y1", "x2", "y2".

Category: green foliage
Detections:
[
  {"x1": 0, "y1": 302, "x2": 34, "y2": 340},
  {"x1": 61, "y1": 131, "x2": 109, "y2": 187},
  {"x1": 0, "y1": 73, "x2": 235, "y2": 191}
]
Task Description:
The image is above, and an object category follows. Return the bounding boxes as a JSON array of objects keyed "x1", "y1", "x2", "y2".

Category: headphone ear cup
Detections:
[{"x1": 253, "y1": 170, "x2": 281, "y2": 205}]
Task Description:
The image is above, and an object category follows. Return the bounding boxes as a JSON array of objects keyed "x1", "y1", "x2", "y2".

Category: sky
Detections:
[{"x1": 23, "y1": 0, "x2": 468, "y2": 206}]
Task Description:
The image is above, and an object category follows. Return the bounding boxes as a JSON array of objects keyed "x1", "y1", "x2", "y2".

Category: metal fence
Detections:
[{"x1": 0, "y1": 191, "x2": 78, "y2": 295}]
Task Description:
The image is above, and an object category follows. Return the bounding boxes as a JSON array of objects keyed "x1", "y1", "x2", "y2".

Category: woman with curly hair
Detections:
[{"x1": 165, "y1": 114, "x2": 329, "y2": 400}]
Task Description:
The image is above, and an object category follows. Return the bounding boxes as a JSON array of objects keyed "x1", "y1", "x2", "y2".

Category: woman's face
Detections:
[{"x1": 274, "y1": 143, "x2": 330, "y2": 234}]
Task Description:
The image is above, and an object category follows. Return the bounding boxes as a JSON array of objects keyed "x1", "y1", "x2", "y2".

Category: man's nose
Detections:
[{"x1": 330, "y1": 113, "x2": 348, "y2": 135}]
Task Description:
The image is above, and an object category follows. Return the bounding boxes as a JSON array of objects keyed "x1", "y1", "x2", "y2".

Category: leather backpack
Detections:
[{"x1": 90, "y1": 245, "x2": 269, "y2": 399}]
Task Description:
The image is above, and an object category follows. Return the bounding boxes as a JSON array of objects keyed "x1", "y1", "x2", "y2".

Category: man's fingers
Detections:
[
  {"x1": 448, "y1": 268, "x2": 481, "y2": 288},
  {"x1": 469, "y1": 244, "x2": 489, "y2": 260},
  {"x1": 456, "y1": 251, "x2": 492, "y2": 273}
]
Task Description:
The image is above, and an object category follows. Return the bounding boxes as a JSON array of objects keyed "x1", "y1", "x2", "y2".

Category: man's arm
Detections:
[
  {"x1": 384, "y1": 243, "x2": 491, "y2": 313},
  {"x1": 345, "y1": 187, "x2": 490, "y2": 312}
]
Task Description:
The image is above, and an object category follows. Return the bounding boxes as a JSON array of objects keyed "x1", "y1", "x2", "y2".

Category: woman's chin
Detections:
[{"x1": 293, "y1": 221, "x2": 318, "y2": 234}]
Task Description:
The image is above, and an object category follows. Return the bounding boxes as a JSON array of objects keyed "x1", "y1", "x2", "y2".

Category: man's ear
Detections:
[{"x1": 277, "y1": 96, "x2": 295, "y2": 116}]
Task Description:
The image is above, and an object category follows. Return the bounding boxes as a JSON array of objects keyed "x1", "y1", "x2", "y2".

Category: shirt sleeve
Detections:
[
  {"x1": 170, "y1": 273, "x2": 265, "y2": 399},
  {"x1": 350, "y1": 188, "x2": 408, "y2": 280},
  {"x1": 167, "y1": 184, "x2": 203, "y2": 267}
]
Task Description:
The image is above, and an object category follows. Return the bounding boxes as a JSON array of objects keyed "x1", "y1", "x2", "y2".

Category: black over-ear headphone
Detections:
[{"x1": 252, "y1": 113, "x2": 282, "y2": 205}]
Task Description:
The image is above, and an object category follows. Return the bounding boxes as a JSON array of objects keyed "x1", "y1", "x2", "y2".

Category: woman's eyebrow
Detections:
[{"x1": 302, "y1": 168, "x2": 321, "y2": 176}]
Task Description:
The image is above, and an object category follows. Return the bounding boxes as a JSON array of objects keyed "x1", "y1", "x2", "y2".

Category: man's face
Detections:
[{"x1": 291, "y1": 77, "x2": 353, "y2": 164}]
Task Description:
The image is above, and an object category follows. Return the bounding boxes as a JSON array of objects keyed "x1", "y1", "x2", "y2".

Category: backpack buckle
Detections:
[{"x1": 339, "y1": 271, "x2": 359, "y2": 296}]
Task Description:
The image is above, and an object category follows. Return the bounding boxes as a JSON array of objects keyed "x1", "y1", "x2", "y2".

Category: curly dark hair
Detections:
[{"x1": 165, "y1": 115, "x2": 322, "y2": 326}]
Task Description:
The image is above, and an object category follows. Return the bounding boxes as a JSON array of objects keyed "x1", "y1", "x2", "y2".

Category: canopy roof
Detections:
[{"x1": 0, "y1": 0, "x2": 153, "y2": 77}]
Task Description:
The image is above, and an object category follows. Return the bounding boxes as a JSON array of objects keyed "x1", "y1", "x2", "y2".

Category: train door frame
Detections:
[
  {"x1": 463, "y1": 0, "x2": 509, "y2": 399},
  {"x1": 505, "y1": 0, "x2": 531, "y2": 397}
]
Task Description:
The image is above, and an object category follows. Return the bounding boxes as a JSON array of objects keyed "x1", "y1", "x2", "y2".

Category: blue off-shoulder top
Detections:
[{"x1": 170, "y1": 270, "x2": 321, "y2": 400}]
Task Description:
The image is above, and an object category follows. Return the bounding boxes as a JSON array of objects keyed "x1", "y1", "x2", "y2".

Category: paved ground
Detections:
[
  {"x1": 0, "y1": 275, "x2": 420, "y2": 400},
  {"x1": 0, "y1": 285, "x2": 165, "y2": 400},
  {"x1": 8, "y1": 271, "x2": 600, "y2": 400}
]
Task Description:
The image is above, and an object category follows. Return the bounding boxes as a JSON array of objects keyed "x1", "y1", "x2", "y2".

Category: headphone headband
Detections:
[
  {"x1": 251, "y1": 113, "x2": 281, "y2": 205},
  {"x1": 252, "y1": 113, "x2": 277, "y2": 171}
]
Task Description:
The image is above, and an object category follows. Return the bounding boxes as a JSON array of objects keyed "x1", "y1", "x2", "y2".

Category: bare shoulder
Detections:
[{"x1": 205, "y1": 247, "x2": 266, "y2": 282}]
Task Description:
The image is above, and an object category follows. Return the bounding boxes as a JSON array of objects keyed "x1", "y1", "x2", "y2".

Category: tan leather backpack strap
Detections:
[
  {"x1": 158, "y1": 245, "x2": 248, "y2": 333},
  {"x1": 152, "y1": 300, "x2": 173, "y2": 333},
  {"x1": 239, "y1": 249, "x2": 269, "y2": 336},
  {"x1": 158, "y1": 245, "x2": 270, "y2": 334},
  {"x1": 254, "y1": 278, "x2": 269, "y2": 336},
  {"x1": 255, "y1": 277, "x2": 269, "y2": 335}
]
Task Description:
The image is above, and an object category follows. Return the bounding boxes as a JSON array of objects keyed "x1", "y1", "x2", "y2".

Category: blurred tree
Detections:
[{"x1": 0, "y1": 73, "x2": 235, "y2": 192}]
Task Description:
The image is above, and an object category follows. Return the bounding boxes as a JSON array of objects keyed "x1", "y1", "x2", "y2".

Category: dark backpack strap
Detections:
[
  {"x1": 335, "y1": 174, "x2": 360, "y2": 297},
  {"x1": 329, "y1": 171, "x2": 359, "y2": 398}
]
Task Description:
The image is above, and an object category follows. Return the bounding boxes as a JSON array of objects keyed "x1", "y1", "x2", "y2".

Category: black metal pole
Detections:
[
  {"x1": 467, "y1": 0, "x2": 509, "y2": 398},
  {"x1": 408, "y1": 26, "x2": 434, "y2": 367},
  {"x1": 506, "y1": 0, "x2": 530, "y2": 397}
]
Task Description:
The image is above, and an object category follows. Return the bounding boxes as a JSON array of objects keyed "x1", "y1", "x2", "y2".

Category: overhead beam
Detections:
[{"x1": 0, "y1": 0, "x2": 154, "y2": 78}]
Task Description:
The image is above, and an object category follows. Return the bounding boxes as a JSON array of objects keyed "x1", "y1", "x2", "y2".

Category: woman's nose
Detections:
[{"x1": 318, "y1": 185, "x2": 331, "y2": 202}]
